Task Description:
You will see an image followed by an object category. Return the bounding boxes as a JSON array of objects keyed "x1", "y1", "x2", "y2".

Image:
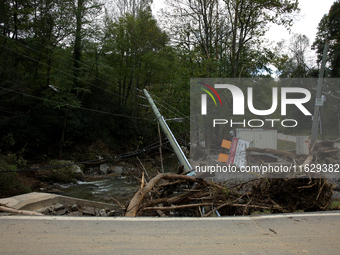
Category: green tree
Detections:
[
  {"x1": 103, "y1": 9, "x2": 171, "y2": 107},
  {"x1": 312, "y1": 0, "x2": 340, "y2": 77},
  {"x1": 162, "y1": 0, "x2": 299, "y2": 78},
  {"x1": 0, "y1": 0, "x2": 191, "y2": 158},
  {"x1": 0, "y1": 0, "x2": 105, "y2": 156},
  {"x1": 274, "y1": 34, "x2": 314, "y2": 78}
]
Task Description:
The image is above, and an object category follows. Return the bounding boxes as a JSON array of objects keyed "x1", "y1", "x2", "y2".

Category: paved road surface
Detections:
[{"x1": 1, "y1": 212, "x2": 340, "y2": 254}]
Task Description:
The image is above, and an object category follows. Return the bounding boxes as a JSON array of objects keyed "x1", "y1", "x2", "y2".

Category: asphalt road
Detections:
[{"x1": 1, "y1": 212, "x2": 340, "y2": 255}]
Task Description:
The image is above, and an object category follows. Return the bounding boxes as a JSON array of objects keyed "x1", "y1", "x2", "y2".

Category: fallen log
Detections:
[
  {"x1": 126, "y1": 173, "x2": 223, "y2": 217},
  {"x1": 301, "y1": 155, "x2": 314, "y2": 167},
  {"x1": 157, "y1": 180, "x2": 184, "y2": 187},
  {"x1": 0, "y1": 205, "x2": 43, "y2": 216},
  {"x1": 167, "y1": 191, "x2": 196, "y2": 204},
  {"x1": 142, "y1": 198, "x2": 169, "y2": 208},
  {"x1": 141, "y1": 191, "x2": 208, "y2": 209},
  {"x1": 323, "y1": 149, "x2": 340, "y2": 154},
  {"x1": 126, "y1": 173, "x2": 164, "y2": 217}
]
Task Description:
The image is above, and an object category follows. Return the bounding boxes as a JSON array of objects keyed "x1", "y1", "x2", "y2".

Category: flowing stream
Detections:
[{"x1": 57, "y1": 155, "x2": 180, "y2": 205}]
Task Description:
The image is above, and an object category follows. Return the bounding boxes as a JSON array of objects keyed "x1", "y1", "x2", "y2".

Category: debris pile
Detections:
[
  {"x1": 125, "y1": 138, "x2": 340, "y2": 217},
  {"x1": 0, "y1": 202, "x2": 122, "y2": 217},
  {"x1": 40, "y1": 203, "x2": 120, "y2": 216},
  {"x1": 124, "y1": 172, "x2": 333, "y2": 217},
  {"x1": 311, "y1": 140, "x2": 340, "y2": 164}
]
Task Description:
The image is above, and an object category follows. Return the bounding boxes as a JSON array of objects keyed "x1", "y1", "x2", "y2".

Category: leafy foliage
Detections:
[
  {"x1": 0, "y1": 0, "x2": 333, "y2": 161},
  {"x1": 0, "y1": 154, "x2": 31, "y2": 198},
  {"x1": 312, "y1": 0, "x2": 340, "y2": 77}
]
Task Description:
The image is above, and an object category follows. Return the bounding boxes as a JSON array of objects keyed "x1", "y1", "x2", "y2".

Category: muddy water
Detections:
[
  {"x1": 58, "y1": 177, "x2": 139, "y2": 205},
  {"x1": 58, "y1": 155, "x2": 180, "y2": 205}
]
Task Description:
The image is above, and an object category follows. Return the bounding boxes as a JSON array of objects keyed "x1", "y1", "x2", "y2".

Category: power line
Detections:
[
  {"x1": 0, "y1": 30, "x2": 196, "y2": 145},
  {"x1": 0, "y1": 27, "x2": 194, "y2": 128},
  {"x1": 0, "y1": 42, "x2": 155, "y2": 121},
  {"x1": 0, "y1": 43, "x2": 192, "y2": 149},
  {"x1": 0, "y1": 26, "x2": 158, "y2": 109},
  {"x1": 0, "y1": 141, "x2": 169, "y2": 173},
  {"x1": 0, "y1": 86, "x2": 152, "y2": 120},
  {"x1": 146, "y1": 91, "x2": 223, "y2": 145},
  {"x1": 0, "y1": 39, "x2": 142, "y2": 109},
  {"x1": 0, "y1": 24, "x2": 133, "y2": 73}
]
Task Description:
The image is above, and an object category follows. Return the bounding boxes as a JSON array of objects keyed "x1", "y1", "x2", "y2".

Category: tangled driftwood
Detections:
[
  {"x1": 125, "y1": 138, "x2": 339, "y2": 217},
  {"x1": 125, "y1": 171, "x2": 333, "y2": 217},
  {"x1": 125, "y1": 173, "x2": 221, "y2": 216}
]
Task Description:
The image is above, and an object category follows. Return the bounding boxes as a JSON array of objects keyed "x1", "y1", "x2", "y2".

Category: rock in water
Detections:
[
  {"x1": 99, "y1": 163, "x2": 109, "y2": 175},
  {"x1": 72, "y1": 165, "x2": 85, "y2": 182}
]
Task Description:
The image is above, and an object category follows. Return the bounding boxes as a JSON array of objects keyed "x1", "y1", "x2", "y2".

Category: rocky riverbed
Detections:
[{"x1": 39, "y1": 202, "x2": 122, "y2": 217}]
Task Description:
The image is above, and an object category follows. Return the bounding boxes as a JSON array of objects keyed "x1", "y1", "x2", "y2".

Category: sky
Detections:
[
  {"x1": 152, "y1": 0, "x2": 335, "y2": 43},
  {"x1": 152, "y1": 0, "x2": 336, "y2": 65},
  {"x1": 266, "y1": 0, "x2": 335, "y2": 45},
  {"x1": 265, "y1": 0, "x2": 336, "y2": 72}
]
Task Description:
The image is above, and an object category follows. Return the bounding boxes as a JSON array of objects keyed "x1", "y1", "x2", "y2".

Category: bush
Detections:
[
  {"x1": 0, "y1": 157, "x2": 31, "y2": 198},
  {"x1": 37, "y1": 160, "x2": 74, "y2": 183}
]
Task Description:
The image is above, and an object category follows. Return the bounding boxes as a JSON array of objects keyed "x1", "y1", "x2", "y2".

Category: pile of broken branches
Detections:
[
  {"x1": 124, "y1": 172, "x2": 333, "y2": 217},
  {"x1": 124, "y1": 138, "x2": 338, "y2": 217}
]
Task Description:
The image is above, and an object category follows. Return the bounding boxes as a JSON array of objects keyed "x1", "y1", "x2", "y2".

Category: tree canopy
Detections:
[
  {"x1": 312, "y1": 0, "x2": 340, "y2": 77},
  {"x1": 1, "y1": 0, "x2": 335, "y2": 160}
]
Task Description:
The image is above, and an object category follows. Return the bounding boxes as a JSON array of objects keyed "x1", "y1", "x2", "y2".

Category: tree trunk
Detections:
[
  {"x1": 59, "y1": 110, "x2": 68, "y2": 158},
  {"x1": 125, "y1": 173, "x2": 164, "y2": 217},
  {"x1": 73, "y1": 0, "x2": 83, "y2": 88}
]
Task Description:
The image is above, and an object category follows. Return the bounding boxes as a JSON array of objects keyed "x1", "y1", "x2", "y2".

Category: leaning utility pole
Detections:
[
  {"x1": 143, "y1": 89, "x2": 193, "y2": 174},
  {"x1": 311, "y1": 42, "x2": 329, "y2": 146}
]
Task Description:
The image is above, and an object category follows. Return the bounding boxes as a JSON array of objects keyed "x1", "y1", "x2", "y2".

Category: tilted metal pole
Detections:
[
  {"x1": 311, "y1": 42, "x2": 329, "y2": 146},
  {"x1": 143, "y1": 89, "x2": 192, "y2": 173}
]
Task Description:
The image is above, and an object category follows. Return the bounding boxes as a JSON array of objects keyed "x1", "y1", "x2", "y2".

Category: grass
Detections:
[
  {"x1": 328, "y1": 200, "x2": 340, "y2": 210},
  {"x1": 0, "y1": 157, "x2": 31, "y2": 198},
  {"x1": 38, "y1": 160, "x2": 75, "y2": 183},
  {"x1": 287, "y1": 129, "x2": 339, "y2": 141},
  {"x1": 277, "y1": 139, "x2": 296, "y2": 151},
  {"x1": 277, "y1": 128, "x2": 339, "y2": 151}
]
